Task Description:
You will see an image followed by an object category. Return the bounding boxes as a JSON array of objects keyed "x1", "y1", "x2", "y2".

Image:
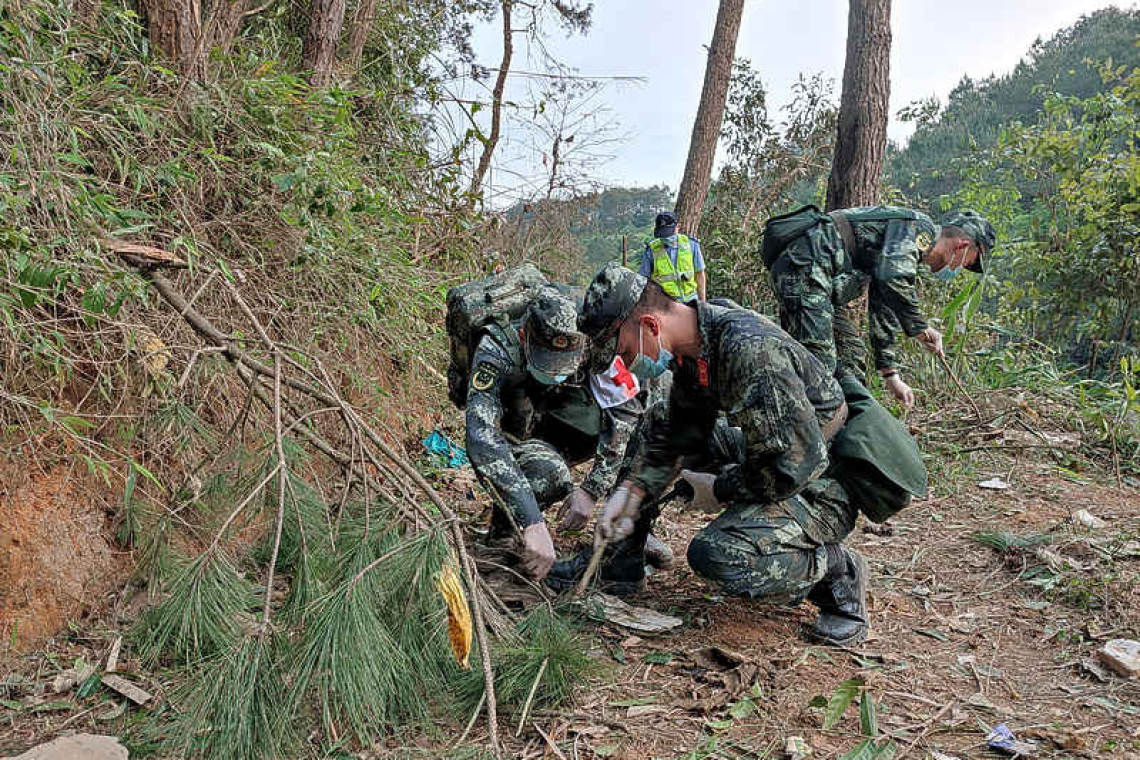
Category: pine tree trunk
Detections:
[
  {"x1": 673, "y1": 0, "x2": 745, "y2": 237},
  {"x1": 145, "y1": 0, "x2": 201, "y2": 78},
  {"x1": 469, "y1": 0, "x2": 513, "y2": 203},
  {"x1": 345, "y1": 0, "x2": 381, "y2": 73},
  {"x1": 303, "y1": 0, "x2": 348, "y2": 88},
  {"x1": 825, "y1": 0, "x2": 891, "y2": 211}
]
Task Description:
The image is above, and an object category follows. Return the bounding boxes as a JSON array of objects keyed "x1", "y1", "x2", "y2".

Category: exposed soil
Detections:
[{"x1": 0, "y1": 460, "x2": 125, "y2": 655}]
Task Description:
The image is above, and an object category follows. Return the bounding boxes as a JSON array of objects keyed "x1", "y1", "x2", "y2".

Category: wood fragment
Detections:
[
  {"x1": 106, "y1": 636, "x2": 122, "y2": 673},
  {"x1": 102, "y1": 674, "x2": 153, "y2": 705}
]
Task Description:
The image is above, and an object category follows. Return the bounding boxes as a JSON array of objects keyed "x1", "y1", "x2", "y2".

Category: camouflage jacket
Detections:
[
  {"x1": 630, "y1": 302, "x2": 846, "y2": 505},
  {"x1": 834, "y1": 206, "x2": 939, "y2": 371},
  {"x1": 465, "y1": 323, "x2": 641, "y2": 528}
]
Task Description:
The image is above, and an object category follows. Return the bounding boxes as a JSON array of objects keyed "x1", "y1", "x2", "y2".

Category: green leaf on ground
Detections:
[
  {"x1": 859, "y1": 691, "x2": 878, "y2": 736},
  {"x1": 823, "y1": 679, "x2": 863, "y2": 730}
]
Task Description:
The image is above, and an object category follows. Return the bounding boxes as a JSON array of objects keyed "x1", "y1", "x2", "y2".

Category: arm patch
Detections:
[{"x1": 470, "y1": 361, "x2": 501, "y2": 392}]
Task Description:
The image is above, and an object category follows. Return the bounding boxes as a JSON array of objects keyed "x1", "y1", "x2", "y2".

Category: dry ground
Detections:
[{"x1": 1, "y1": 442, "x2": 1137, "y2": 759}]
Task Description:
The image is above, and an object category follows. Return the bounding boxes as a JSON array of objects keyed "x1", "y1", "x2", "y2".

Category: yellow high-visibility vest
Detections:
[{"x1": 648, "y1": 234, "x2": 696, "y2": 301}]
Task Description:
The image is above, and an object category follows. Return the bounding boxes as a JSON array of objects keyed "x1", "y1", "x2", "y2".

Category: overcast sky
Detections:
[{"x1": 458, "y1": 1, "x2": 1130, "y2": 201}]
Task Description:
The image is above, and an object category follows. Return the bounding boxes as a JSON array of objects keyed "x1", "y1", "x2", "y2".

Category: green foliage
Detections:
[
  {"x1": 169, "y1": 634, "x2": 296, "y2": 760},
  {"x1": 133, "y1": 551, "x2": 255, "y2": 665},
  {"x1": 458, "y1": 605, "x2": 597, "y2": 717},
  {"x1": 888, "y1": 7, "x2": 1140, "y2": 203},
  {"x1": 702, "y1": 62, "x2": 837, "y2": 310}
]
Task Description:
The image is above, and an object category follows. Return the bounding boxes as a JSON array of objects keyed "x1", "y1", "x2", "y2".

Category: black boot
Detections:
[
  {"x1": 644, "y1": 533, "x2": 674, "y2": 570},
  {"x1": 545, "y1": 504, "x2": 659, "y2": 596},
  {"x1": 807, "y1": 544, "x2": 869, "y2": 646}
]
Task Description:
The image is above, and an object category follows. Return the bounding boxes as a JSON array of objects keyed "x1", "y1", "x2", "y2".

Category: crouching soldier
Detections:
[
  {"x1": 464, "y1": 283, "x2": 672, "y2": 581},
  {"x1": 548, "y1": 264, "x2": 925, "y2": 645}
]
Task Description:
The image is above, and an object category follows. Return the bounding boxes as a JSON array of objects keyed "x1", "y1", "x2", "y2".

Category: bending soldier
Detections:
[{"x1": 763, "y1": 206, "x2": 996, "y2": 407}]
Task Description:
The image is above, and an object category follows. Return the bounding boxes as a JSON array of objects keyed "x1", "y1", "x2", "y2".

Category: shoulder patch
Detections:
[
  {"x1": 470, "y1": 362, "x2": 500, "y2": 391},
  {"x1": 915, "y1": 230, "x2": 934, "y2": 253}
]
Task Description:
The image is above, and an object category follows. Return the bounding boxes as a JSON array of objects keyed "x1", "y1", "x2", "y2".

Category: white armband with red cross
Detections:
[{"x1": 589, "y1": 356, "x2": 640, "y2": 409}]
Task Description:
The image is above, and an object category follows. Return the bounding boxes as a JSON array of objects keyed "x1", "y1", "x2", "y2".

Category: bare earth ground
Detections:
[{"x1": 1, "y1": 443, "x2": 1137, "y2": 759}]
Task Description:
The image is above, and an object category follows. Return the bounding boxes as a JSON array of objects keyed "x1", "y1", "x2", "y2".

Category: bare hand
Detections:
[
  {"x1": 597, "y1": 485, "x2": 643, "y2": 543},
  {"x1": 916, "y1": 327, "x2": 944, "y2": 357},
  {"x1": 884, "y1": 373, "x2": 915, "y2": 408},
  {"x1": 520, "y1": 522, "x2": 556, "y2": 580},
  {"x1": 557, "y1": 487, "x2": 596, "y2": 533},
  {"x1": 679, "y1": 469, "x2": 721, "y2": 513}
]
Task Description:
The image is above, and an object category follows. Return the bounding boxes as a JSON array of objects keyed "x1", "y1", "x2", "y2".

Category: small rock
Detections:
[
  {"x1": 784, "y1": 736, "x2": 810, "y2": 760},
  {"x1": 1072, "y1": 509, "x2": 1106, "y2": 530},
  {"x1": 977, "y1": 478, "x2": 1009, "y2": 490},
  {"x1": 3, "y1": 734, "x2": 128, "y2": 760},
  {"x1": 1097, "y1": 639, "x2": 1140, "y2": 679}
]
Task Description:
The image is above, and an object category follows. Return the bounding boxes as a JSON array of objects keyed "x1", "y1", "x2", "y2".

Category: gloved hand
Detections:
[
  {"x1": 520, "y1": 522, "x2": 556, "y2": 580},
  {"x1": 915, "y1": 327, "x2": 944, "y2": 358},
  {"x1": 556, "y1": 487, "x2": 595, "y2": 533},
  {"x1": 679, "y1": 469, "x2": 722, "y2": 513},
  {"x1": 597, "y1": 486, "x2": 643, "y2": 542},
  {"x1": 884, "y1": 373, "x2": 915, "y2": 408}
]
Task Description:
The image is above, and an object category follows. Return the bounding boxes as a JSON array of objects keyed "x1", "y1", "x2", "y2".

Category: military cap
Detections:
[
  {"x1": 523, "y1": 285, "x2": 586, "y2": 376},
  {"x1": 579, "y1": 262, "x2": 647, "y2": 372},
  {"x1": 941, "y1": 210, "x2": 996, "y2": 273}
]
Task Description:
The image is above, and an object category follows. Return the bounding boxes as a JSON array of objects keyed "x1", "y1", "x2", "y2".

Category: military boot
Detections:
[
  {"x1": 545, "y1": 504, "x2": 659, "y2": 596},
  {"x1": 807, "y1": 544, "x2": 869, "y2": 646},
  {"x1": 644, "y1": 533, "x2": 674, "y2": 570}
]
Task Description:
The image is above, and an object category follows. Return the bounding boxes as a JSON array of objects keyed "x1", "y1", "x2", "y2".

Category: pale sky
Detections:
[{"x1": 456, "y1": 1, "x2": 1131, "y2": 202}]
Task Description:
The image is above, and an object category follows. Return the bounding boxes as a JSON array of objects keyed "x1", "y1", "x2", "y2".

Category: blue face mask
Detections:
[
  {"x1": 528, "y1": 366, "x2": 568, "y2": 385},
  {"x1": 932, "y1": 265, "x2": 960, "y2": 283},
  {"x1": 627, "y1": 321, "x2": 673, "y2": 381},
  {"x1": 932, "y1": 243, "x2": 968, "y2": 282}
]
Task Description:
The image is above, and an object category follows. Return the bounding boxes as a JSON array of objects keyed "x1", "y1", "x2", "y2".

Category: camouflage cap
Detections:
[
  {"x1": 579, "y1": 262, "x2": 647, "y2": 372},
  {"x1": 523, "y1": 285, "x2": 586, "y2": 376},
  {"x1": 941, "y1": 210, "x2": 996, "y2": 273}
]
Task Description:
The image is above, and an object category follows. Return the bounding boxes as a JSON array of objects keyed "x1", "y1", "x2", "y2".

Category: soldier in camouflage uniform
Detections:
[
  {"x1": 765, "y1": 207, "x2": 996, "y2": 407},
  {"x1": 466, "y1": 285, "x2": 672, "y2": 581},
  {"x1": 549, "y1": 263, "x2": 871, "y2": 645}
]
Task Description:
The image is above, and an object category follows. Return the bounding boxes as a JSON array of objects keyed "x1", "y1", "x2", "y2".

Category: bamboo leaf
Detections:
[
  {"x1": 859, "y1": 690, "x2": 878, "y2": 736},
  {"x1": 823, "y1": 679, "x2": 862, "y2": 730}
]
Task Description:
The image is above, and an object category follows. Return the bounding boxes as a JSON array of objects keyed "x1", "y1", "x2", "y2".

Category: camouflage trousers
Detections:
[
  {"x1": 686, "y1": 476, "x2": 857, "y2": 605},
  {"x1": 768, "y1": 225, "x2": 868, "y2": 381}
]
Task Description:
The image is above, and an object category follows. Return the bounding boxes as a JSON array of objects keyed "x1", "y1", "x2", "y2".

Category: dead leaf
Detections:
[{"x1": 435, "y1": 563, "x2": 472, "y2": 669}]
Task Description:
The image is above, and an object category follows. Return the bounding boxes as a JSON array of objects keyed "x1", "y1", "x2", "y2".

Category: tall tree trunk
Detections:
[
  {"x1": 825, "y1": 0, "x2": 891, "y2": 211},
  {"x1": 303, "y1": 0, "x2": 347, "y2": 87},
  {"x1": 469, "y1": 0, "x2": 513, "y2": 204},
  {"x1": 145, "y1": 0, "x2": 201, "y2": 78},
  {"x1": 345, "y1": 0, "x2": 381, "y2": 73},
  {"x1": 673, "y1": 0, "x2": 745, "y2": 237}
]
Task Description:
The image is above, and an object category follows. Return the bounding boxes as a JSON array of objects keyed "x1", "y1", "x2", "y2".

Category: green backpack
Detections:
[
  {"x1": 445, "y1": 263, "x2": 548, "y2": 408},
  {"x1": 759, "y1": 205, "x2": 828, "y2": 267}
]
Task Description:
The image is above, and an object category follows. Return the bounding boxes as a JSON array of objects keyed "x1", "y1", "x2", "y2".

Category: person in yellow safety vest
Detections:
[{"x1": 638, "y1": 211, "x2": 707, "y2": 303}]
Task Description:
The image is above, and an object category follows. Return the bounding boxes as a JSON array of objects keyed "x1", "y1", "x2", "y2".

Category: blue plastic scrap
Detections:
[
  {"x1": 422, "y1": 429, "x2": 469, "y2": 468},
  {"x1": 986, "y1": 723, "x2": 1037, "y2": 756}
]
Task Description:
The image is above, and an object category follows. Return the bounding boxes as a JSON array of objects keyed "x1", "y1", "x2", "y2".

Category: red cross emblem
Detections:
[{"x1": 610, "y1": 357, "x2": 637, "y2": 394}]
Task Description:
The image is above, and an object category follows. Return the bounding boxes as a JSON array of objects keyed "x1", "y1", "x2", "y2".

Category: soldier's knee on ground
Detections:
[{"x1": 687, "y1": 523, "x2": 821, "y2": 606}]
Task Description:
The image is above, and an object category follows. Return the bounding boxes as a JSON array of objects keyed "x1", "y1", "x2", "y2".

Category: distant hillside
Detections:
[
  {"x1": 503, "y1": 185, "x2": 674, "y2": 280},
  {"x1": 887, "y1": 6, "x2": 1140, "y2": 204}
]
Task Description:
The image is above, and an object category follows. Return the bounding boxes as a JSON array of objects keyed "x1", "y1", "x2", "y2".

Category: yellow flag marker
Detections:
[{"x1": 436, "y1": 564, "x2": 472, "y2": 669}]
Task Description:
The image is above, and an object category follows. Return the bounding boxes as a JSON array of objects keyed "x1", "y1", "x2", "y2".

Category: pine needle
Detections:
[
  {"x1": 134, "y1": 550, "x2": 254, "y2": 665},
  {"x1": 289, "y1": 527, "x2": 422, "y2": 742},
  {"x1": 172, "y1": 634, "x2": 296, "y2": 760},
  {"x1": 457, "y1": 606, "x2": 596, "y2": 719},
  {"x1": 971, "y1": 530, "x2": 1053, "y2": 552}
]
